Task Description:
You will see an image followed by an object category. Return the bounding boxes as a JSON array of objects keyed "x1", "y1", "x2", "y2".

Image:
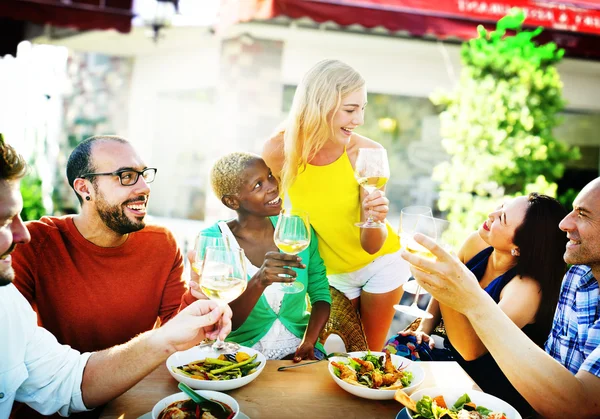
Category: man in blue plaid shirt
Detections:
[
  {"x1": 545, "y1": 264, "x2": 599, "y2": 378},
  {"x1": 401, "y1": 178, "x2": 600, "y2": 418}
]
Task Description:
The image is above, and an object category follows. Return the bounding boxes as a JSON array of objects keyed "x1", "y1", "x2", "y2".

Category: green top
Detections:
[{"x1": 202, "y1": 216, "x2": 331, "y2": 353}]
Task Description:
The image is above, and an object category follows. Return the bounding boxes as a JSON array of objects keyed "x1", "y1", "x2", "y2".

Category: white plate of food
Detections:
[
  {"x1": 152, "y1": 389, "x2": 239, "y2": 419},
  {"x1": 167, "y1": 345, "x2": 266, "y2": 391},
  {"x1": 398, "y1": 387, "x2": 522, "y2": 419},
  {"x1": 328, "y1": 350, "x2": 425, "y2": 400}
]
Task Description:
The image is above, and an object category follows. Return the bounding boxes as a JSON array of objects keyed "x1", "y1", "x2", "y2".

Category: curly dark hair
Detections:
[
  {"x1": 512, "y1": 193, "x2": 568, "y2": 347},
  {"x1": 0, "y1": 133, "x2": 27, "y2": 181}
]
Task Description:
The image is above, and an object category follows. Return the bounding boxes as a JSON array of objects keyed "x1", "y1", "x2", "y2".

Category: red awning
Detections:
[
  {"x1": 0, "y1": 0, "x2": 135, "y2": 33},
  {"x1": 229, "y1": 0, "x2": 600, "y2": 59}
]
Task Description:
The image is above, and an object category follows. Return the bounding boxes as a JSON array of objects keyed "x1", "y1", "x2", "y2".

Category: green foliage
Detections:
[
  {"x1": 0, "y1": 133, "x2": 46, "y2": 221},
  {"x1": 20, "y1": 170, "x2": 46, "y2": 222},
  {"x1": 431, "y1": 8, "x2": 580, "y2": 240},
  {"x1": 558, "y1": 188, "x2": 579, "y2": 211}
]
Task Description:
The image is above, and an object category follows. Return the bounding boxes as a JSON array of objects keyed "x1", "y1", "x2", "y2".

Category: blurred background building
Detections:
[{"x1": 1, "y1": 0, "x2": 599, "y2": 254}]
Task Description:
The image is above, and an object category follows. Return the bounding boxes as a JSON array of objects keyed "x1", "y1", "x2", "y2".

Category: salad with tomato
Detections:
[{"x1": 413, "y1": 393, "x2": 508, "y2": 419}]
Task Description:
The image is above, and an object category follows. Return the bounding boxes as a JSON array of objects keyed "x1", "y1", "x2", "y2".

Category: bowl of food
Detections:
[
  {"x1": 152, "y1": 389, "x2": 239, "y2": 419},
  {"x1": 327, "y1": 350, "x2": 425, "y2": 400},
  {"x1": 167, "y1": 345, "x2": 266, "y2": 391},
  {"x1": 398, "y1": 387, "x2": 522, "y2": 419}
]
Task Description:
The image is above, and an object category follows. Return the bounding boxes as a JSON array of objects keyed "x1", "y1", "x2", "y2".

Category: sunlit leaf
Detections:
[{"x1": 429, "y1": 9, "x2": 579, "y2": 238}]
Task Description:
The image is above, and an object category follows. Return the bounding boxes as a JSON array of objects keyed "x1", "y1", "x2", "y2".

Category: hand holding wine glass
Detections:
[
  {"x1": 253, "y1": 251, "x2": 305, "y2": 288},
  {"x1": 354, "y1": 148, "x2": 390, "y2": 228},
  {"x1": 273, "y1": 209, "x2": 310, "y2": 294},
  {"x1": 191, "y1": 231, "x2": 230, "y2": 283},
  {"x1": 395, "y1": 207, "x2": 445, "y2": 319},
  {"x1": 199, "y1": 246, "x2": 247, "y2": 353},
  {"x1": 187, "y1": 231, "x2": 230, "y2": 301},
  {"x1": 157, "y1": 299, "x2": 233, "y2": 353}
]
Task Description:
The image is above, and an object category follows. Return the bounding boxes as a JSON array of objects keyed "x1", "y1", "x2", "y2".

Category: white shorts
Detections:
[{"x1": 327, "y1": 249, "x2": 411, "y2": 300}]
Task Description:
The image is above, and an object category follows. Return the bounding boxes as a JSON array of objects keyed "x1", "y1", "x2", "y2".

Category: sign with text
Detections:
[
  {"x1": 312, "y1": 1, "x2": 600, "y2": 35},
  {"x1": 455, "y1": 1, "x2": 600, "y2": 35}
]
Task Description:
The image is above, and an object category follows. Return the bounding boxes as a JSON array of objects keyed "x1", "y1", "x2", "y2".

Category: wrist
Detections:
[
  {"x1": 301, "y1": 340, "x2": 316, "y2": 349},
  {"x1": 302, "y1": 331, "x2": 319, "y2": 346},
  {"x1": 464, "y1": 289, "x2": 495, "y2": 323},
  {"x1": 148, "y1": 327, "x2": 179, "y2": 357},
  {"x1": 253, "y1": 276, "x2": 270, "y2": 289}
]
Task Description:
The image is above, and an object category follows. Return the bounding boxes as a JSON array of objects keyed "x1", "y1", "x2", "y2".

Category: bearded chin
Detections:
[
  {"x1": 98, "y1": 205, "x2": 146, "y2": 235},
  {"x1": 0, "y1": 269, "x2": 14, "y2": 287}
]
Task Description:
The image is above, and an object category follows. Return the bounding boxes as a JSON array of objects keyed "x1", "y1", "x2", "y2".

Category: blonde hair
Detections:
[
  {"x1": 279, "y1": 59, "x2": 364, "y2": 193},
  {"x1": 210, "y1": 152, "x2": 260, "y2": 199}
]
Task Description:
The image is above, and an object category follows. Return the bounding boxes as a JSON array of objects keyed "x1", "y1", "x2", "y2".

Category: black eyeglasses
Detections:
[{"x1": 80, "y1": 168, "x2": 157, "y2": 186}]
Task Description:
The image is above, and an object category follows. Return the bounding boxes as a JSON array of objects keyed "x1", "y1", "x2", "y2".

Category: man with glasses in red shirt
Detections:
[{"x1": 11, "y1": 135, "x2": 197, "y2": 419}]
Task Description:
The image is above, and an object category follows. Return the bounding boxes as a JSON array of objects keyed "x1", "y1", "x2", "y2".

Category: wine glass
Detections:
[
  {"x1": 191, "y1": 231, "x2": 230, "y2": 281},
  {"x1": 273, "y1": 209, "x2": 310, "y2": 294},
  {"x1": 199, "y1": 246, "x2": 247, "y2": 353},
  {"x1": 354, "y1": 148, "x2": 390, "y2": 228},
  {"x1": 395, "y1": 207, "x2": 437, "y2": 319}
]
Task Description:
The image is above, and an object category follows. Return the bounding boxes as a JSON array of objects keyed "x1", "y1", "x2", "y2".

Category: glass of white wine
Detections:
[
  {"x1": 395, "y1": 207, "x2": 437, "y2": 319},
  {"x1": 354, "y1": 148, "x2": 390, "y2": 228},
  {"x1": 192, "y1": 231, "x2": 230, "y2": 280},
  {"x1": 273, "y1": 209, "x2": 310, "y2": 294},
  {"x1": 200, "y1": 246, "x2": 247, "y2": 353}
]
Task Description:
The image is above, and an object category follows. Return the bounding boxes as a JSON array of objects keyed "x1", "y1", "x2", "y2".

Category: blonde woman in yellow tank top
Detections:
[{"x1": 263, "y1": 59, "x2": 411, "y2": 350}]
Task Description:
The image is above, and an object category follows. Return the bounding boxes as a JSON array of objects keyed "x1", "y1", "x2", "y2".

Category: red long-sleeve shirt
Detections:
[
  {"x1": 10, "y1": 216, "x2": 194, "y2": 419},
  {"x1": 12, "y1": 216, "x2": 191, "y2": 353}
]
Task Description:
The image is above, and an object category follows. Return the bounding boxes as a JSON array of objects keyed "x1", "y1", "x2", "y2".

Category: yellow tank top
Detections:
[{"x1": 287, "y1": 149, "x2": 400, "y2": 275}]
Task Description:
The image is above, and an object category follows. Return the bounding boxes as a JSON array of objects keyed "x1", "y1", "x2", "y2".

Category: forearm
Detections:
[
  {"x1": 439, "y1": 303, "x2": 488, "y2": 360},
  {"x1": 465, "y1": 293, "x2": 599, "y2": 417},
  {"x1": 303, "y1": 301, "x2": 330, "y2": 345},
  {"x1": 81, "y1": 329, "x2": 172, "y2": 408},
  {"x1": 229, "y1": 278, "x2": 266, "y2": 329},
  {"x1": 360, "y1": 227, "x2": 387, "y2": 254}
]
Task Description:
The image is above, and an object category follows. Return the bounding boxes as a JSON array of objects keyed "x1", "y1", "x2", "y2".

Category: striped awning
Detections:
[
  {"x1": 0, "y1": 0, "x2": 135, "y2": 33},
  {"x1": 226, "y1": 0, "x2": 600, "y2": 59}
]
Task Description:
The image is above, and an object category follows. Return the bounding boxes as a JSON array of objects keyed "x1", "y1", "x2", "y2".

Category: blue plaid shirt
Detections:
[{"x1": 545, "y1": 265, "x2": 600, "y2": 376}]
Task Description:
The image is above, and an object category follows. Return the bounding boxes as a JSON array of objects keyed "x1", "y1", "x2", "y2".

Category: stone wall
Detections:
[{"x1": 55, "y1": 51, "x2": 133, "y2": 213}]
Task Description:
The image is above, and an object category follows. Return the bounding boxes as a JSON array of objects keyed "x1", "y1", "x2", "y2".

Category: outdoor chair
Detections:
[{"x1": 318, "y1": 286, "x2": 369, "y2": 352}]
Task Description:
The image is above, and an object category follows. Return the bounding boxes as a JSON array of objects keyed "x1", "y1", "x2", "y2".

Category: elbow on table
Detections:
[{"x1": 533, "y1": 377, "x2": 600, "y2": 419}]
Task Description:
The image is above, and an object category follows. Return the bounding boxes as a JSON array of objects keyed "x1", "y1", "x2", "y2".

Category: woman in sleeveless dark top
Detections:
[{"x1": 384, "y1": 193, "x2": 567, "y2": 417}]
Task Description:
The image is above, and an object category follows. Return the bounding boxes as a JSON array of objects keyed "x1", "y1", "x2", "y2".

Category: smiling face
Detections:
[
  {"x1": 330, "y1": 87, "x2": 367, "y2": 146},
  {"x1": 559, "y1": 179, "x2": 600, "y2": 272},
  {"x1": 479, "y1": 196, "x2": 529, "y2": 254},
  {"x1": 233, "y1": 158, "x2": 282, "y2": 217},
  {"x1": 88, "y1": 141, "x2": 151, "y2": 235},
  {"x1": 0, "y1": 180, "x2": 31, "y2": 286}
]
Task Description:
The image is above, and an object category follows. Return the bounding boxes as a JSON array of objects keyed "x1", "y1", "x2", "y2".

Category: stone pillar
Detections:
[
  {"x1": 204, "y1": 34, "x2": 284, "y2": 222},
  {"x1": 57, "y1": 51, "x2": 133, "y2": 213}
]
